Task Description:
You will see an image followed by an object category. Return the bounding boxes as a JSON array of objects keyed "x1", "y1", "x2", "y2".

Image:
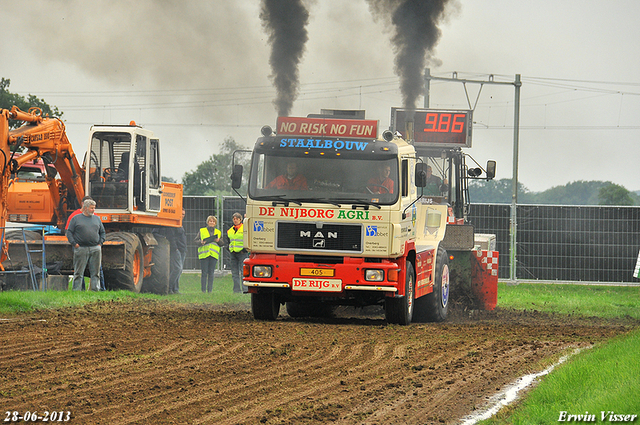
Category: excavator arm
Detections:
[{"x1": 1, "y1": 106, "x2": 85, "y2": 263}]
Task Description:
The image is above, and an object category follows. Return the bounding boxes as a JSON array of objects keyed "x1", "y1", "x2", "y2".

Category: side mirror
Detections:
[
  {"x1": 486, "y1": 160, "x2": 496, "y2": 180},
  {"x1": 230, "y1": 164, "x2": 243, "y2": 189},
  {"x1": 414, "y1": 163, "x2": 427, "y2": 187}
]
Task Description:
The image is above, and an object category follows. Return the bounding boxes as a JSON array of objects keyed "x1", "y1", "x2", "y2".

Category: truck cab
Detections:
[{"x1": 86, "y1": 123, "x2": 162, "y2": 214}]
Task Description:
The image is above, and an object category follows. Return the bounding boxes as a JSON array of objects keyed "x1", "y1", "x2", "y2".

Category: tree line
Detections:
[
  {"x1": 1, "y1": 78, "x2": 63, "y2": 129},
  {"x1": 469, "y1": 179, "x2": 639, "y2": 206},
  {"x1": 2, "y1": 79, "x2": 637, "y2": 206}
]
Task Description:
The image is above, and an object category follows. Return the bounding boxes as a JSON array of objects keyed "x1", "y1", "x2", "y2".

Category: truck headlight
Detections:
[
  {"x1": 365, "y1": 269, "x2": 384, "y2": 282},
  {"x1": 253, "y1": 265, "x2": 272, "y2": 278}
]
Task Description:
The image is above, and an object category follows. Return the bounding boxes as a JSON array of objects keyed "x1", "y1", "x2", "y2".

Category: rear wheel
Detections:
[
  {"x1": 4, "y1": 229, "x2": 43, "y2": 241},
  {"x1": 252, "y1": 292, "x2": 280, "y2": 320},
  {"x1": 415, "y1": 247, "x2": 450, "y2": 322},
  {"x1": 385, "y1": 261, "x2": 415, "y2": 325},
  {"x1": 104, "y1": 232, "x2": 144, "y2": 292},
  {"x1": 142, "y1": 235, "x2": 170, "y2": 295}
]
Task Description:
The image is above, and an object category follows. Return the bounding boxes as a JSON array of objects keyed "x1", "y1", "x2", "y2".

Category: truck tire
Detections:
[
  {"x1": 4, "y1": 229, "x2": 43, "y2": 241},
  {"x1": 141, "y1": 235, "x2": 170, "y2": 295},
  {"x1": 251, "y1": 292, "x2": 280, "y2": 321},
  {"x1": 385, "y1": 261, "x2": 415, "y2": 325},
  {"x1": 104, "y1": 232, "x2": 144, "y2": 293},
  {"x1": 415, "y1": 247, "x2": 450, "y2": 322}
]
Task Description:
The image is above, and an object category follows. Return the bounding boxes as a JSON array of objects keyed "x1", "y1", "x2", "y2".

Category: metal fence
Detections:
[
  {"x1": 469, "y1": 204, "x2": 640, "y2": 284},
  {"x1": 183, "y1": 196, "x2": 246, "y2": 272},
  {"x1": 183, "y1": 197, "x2": 640, "y2": 284}
]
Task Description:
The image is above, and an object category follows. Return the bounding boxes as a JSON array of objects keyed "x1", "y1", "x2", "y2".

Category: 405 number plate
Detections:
[{"x1": 299, "y1": 267, "x2": 335, "y2": 277}]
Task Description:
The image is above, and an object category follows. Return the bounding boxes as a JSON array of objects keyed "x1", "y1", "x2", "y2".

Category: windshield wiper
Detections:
[
  {"x1": 294, "y1": 198, "x2": 342, "y2": 207},
  {"x1": 252, "y1": 195, "x2": 302, "y2": 206},
  {"x1": 335, "y1": 199, "x2": 382, "y2": 209}
]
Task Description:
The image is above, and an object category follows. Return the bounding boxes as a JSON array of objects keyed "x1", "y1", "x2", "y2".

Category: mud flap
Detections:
[{"x1": 471, "y1": 249, "x2": 498, "y2": 310}]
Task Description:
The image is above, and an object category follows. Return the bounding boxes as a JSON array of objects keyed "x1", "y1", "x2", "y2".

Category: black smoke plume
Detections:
[
  {"x1": 260, "y1": 0, "x2": 310, "y2": 117},
  {"x1": 368, "y1": 0, "x2": 451, "y2": 114}
]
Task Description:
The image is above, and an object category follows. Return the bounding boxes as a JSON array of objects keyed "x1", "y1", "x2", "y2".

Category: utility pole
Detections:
[{"x1": 424, "y1": 69, "x2": 522, "y2": 283}]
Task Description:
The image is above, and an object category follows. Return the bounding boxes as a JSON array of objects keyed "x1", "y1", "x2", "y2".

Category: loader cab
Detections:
[{"x1": 86, "y1": 124, "x2": 162, "y2": 213}]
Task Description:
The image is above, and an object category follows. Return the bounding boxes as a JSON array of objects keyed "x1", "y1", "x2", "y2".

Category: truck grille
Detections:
[{"x1": 277, "y1": 222, "x2": 362, "y2": 253}]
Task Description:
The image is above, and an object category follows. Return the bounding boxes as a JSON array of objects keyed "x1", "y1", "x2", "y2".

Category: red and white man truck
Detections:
[{"x1": 232, "y1": 108, "x2": 498, "y2": 324}]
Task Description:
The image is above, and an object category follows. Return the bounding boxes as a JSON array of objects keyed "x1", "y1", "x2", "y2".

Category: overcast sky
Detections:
[{"x1": 2, "y1": 0, "x2": 639, "y2": 192}]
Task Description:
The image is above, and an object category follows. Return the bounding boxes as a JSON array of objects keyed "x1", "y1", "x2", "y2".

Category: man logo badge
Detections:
[{"x1": 313, "y1": 239, "x2": 326, "y2": 248}]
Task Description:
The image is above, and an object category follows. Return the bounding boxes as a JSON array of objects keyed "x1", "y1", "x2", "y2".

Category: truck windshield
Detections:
[
  {"x1": 422, "y1": 156, "x2": 450, "y2": 198},
  {"x1": 88, "y1": 132, "x2": 132, "y2": 209},
  {"x1": 248, "y1": 153, "x2": 399, "y2": 205}
]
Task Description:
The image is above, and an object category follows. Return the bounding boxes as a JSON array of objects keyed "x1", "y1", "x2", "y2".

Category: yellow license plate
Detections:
[{"x1": 300, "y1": 268, "x2": 335, "y2": 277}]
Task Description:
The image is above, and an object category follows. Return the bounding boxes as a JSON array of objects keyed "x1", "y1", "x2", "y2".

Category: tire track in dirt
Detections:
[
  {"x1": 362, "y1": 340, "x2": 581, "y2": 424},
  {"x1": 0, "y1": 337, "x2": 198, "y2": 403},
  {"x1": 158, "y1": 343, "x2": 364, "y2": 424},
  {"x1": 8, "y1": 339, "x2": 246, "y2": 416},
  {"x1": 112, "y1": 342, "x2": 346, "y2": 424},
  {"x1": 290, "y1": 332, "x2": 500, "y2": 424},
  {"x1": 202, "y1": 343, "x2": 388, "y2": 425},
  {"x1": 330, "y1": 338, "x2": 501, "y2": 424},
  {"x1": 0, "y1": 302, "x2": 634, "y2": 424}
]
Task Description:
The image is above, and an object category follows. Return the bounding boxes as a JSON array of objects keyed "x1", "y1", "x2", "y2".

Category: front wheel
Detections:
[
  {"x1": 385, "y1": 261, "x2": 415, "y2": 325},
  {"x1": 251, "y1": 292, "x2": 280, "y2": 321},
  {"x1": 104, "y1": 232, "x2": 144, "y2": 292}
]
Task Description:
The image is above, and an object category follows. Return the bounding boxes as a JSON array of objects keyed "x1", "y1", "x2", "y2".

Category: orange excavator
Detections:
[{"x1": 0, "y1": 106, "x2": 183, "y2": 293}]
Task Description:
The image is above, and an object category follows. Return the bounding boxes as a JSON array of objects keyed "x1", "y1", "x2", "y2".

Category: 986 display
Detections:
[{"x1": 391, "y1": 108, "x2": 473, "y2": 147}]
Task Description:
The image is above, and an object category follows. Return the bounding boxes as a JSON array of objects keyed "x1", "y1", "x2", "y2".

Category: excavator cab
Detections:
[{"x1": 86, "y1": 124, "x2": 162, "y2": 213}]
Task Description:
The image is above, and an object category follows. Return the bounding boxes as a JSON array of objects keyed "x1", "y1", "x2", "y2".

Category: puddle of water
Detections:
[{"x1": 459, "y1": 347, "x2": 587, "y2": 425}]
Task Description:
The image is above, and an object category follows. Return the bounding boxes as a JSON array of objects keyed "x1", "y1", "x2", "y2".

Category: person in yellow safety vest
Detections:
[
  {"x1": 194, "y1": 215, "x2": 221, "y2": 293},
  {"x1": 223, "y1": 212, "x2": 248, "y2": 294}
]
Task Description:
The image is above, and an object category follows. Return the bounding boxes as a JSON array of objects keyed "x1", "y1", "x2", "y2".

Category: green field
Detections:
[
  {"x1": 0, "y1": 278, "x2": 638, "y2": 423},
  {"x1": 476, "y1": 283, "x2": 640, "y2": 424}
]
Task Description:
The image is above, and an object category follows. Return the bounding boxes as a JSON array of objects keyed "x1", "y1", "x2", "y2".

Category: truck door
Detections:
[{"x1": 146, "y1": 138, "x2": 162, "y2": 212}]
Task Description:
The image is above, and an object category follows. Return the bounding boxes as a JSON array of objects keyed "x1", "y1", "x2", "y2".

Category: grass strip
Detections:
[
  {"x1": 498, "y1": 282, "x2": 640, "y2": 320},
  {"x1": 483, "y1": 328, "x2": 640, "y2": 424},
  {"x1": 0, "y1": 273, "x2": 247, "y2": 315}
]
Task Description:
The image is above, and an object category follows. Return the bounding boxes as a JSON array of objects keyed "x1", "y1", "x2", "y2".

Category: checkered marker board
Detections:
[
  {"x1": 477, "y1": 250, "x2": 499, "y2": 276},
  {"x1": 634, "y1": 249, "x2": 640, "y2": 279}
]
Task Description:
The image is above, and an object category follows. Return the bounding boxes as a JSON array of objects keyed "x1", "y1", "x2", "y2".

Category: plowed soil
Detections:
[{"x1": 0, "y1": 300, "x2": 635, "y2": 425}]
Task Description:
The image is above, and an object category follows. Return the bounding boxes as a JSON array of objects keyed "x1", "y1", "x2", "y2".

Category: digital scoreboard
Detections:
[{"x1": 390, "y1": 108, "x2": 473, "y2": 148}]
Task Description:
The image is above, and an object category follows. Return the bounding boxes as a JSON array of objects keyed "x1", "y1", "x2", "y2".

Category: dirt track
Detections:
[{"x1": 0, "y1": 300, "x2": 635, "y2": 424}]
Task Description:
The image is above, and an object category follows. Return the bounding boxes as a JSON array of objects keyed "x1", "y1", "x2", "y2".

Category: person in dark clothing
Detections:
[
  {"x1": 173, "y1": 208, "x2": 187, "y2": 293},
  {"x1": 156, "y1": 208, "x2": 187, "y2": 294},
  {"x1": 66, "y1": 198, "x2": 105, "y2": 291},
  {"x1": 66, "y1": 196, "x2": 105, "y2": 291}
]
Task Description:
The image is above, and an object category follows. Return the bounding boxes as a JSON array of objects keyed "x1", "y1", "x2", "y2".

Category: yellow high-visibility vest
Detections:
[
  {"x1": 198, "y1": 227, "x2": 221, "y2": 260},
  {"x1": 227, "y1": 224, "x2": 244, "y2": 252}
]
